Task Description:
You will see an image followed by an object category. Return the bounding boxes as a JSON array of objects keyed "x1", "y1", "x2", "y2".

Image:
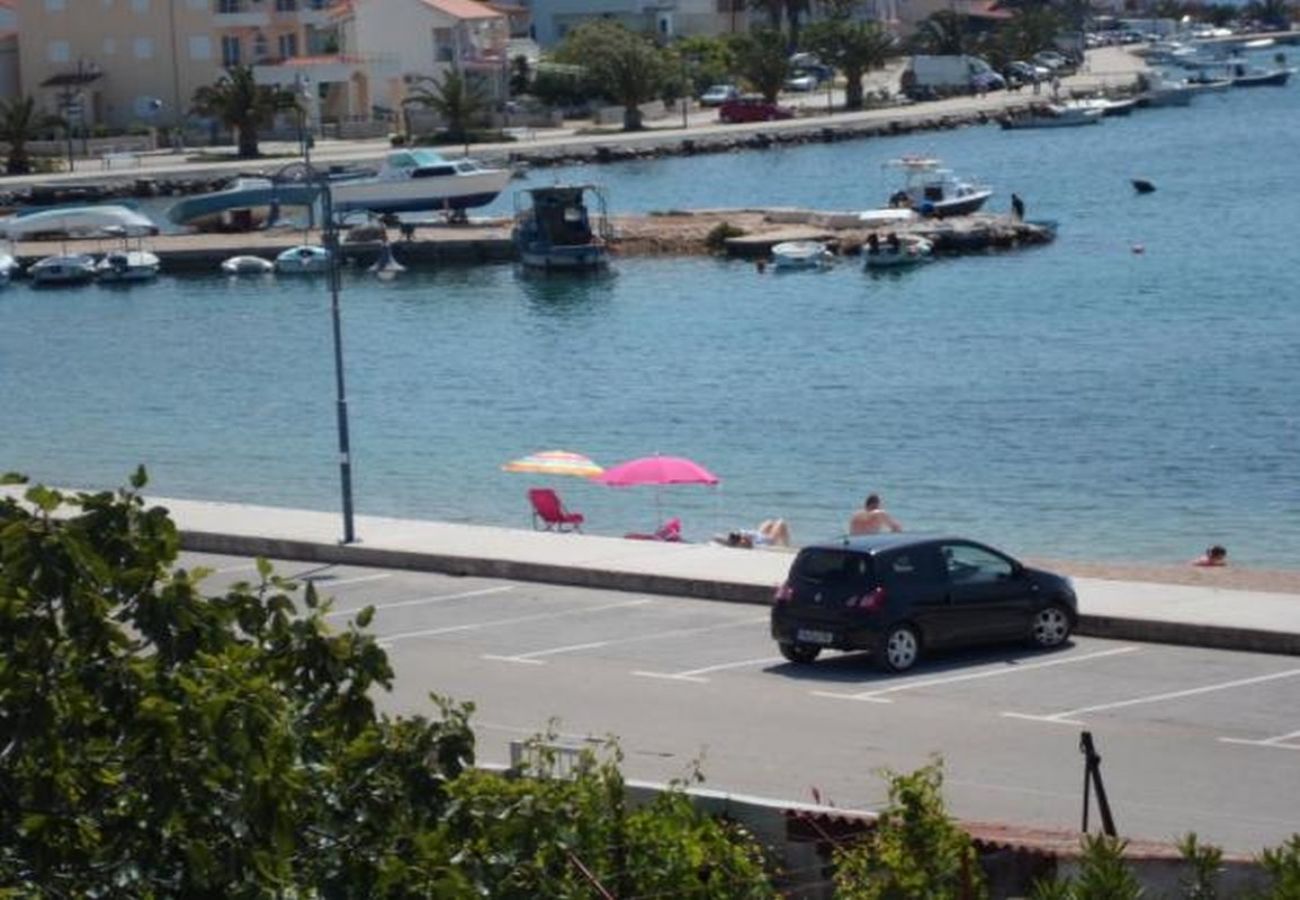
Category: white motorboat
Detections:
[
  {"x1": 220, "y1": 255, "x2": 274, "y2": 275},
  {"x1": 1000, "y1": 104, "x2": 1103, "y2": 129},
  {"x1": 29, "y1": 253, "x2": 97, "y2": 286},
  {"x1": 331, "y1": 149, "x2": 512, "y2": 217},
  {"x1": 1063, "y1": 96, "x2": 1138, "y2": 117},
  {"x1": 0, "y1": 204, "x2": 158, "y2": 241},
  {"x1": 1228, "y1": 62, "x2": 1293, "y2": 87},
  {"x1": 771, "y1": 240, "x2": 833, "y2": 270},
  {"x1": 883, "y1": 156, "x2": 992, "y2": 218},
  {"x1": 863, "y1": 234, "x2": 933, "y2": 270},
  {"x1": 0, "y1": 250, "x2": 19, "y2": 285},
  {"x1": 274, "y1": 244, "x2": 331, "y2": 274},
  {"x1": 96, "y1": 249, "x2": 161, "y2": 283},
  {"x1": 1135, "y1": 71, "x2": 1197, "y2": 107}
]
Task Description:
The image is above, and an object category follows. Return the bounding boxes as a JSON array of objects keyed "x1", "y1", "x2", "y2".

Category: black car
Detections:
[{"x1": 770, "y1": 534, "x2": 1077, "y2": 672}]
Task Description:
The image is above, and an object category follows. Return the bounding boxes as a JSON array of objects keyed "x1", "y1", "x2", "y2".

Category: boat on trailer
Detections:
[{"x1": 513, "y1": 184, "x2": 612, "y2": 270}]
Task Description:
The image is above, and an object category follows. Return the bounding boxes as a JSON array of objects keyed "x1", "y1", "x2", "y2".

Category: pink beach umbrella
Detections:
[{"x1": 596, "y1": 455, "x2": 720, "y2": 527}]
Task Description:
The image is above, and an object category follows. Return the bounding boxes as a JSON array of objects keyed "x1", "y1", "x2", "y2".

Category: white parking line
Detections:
[
  {"x1": 1219, "y1": 729, "x2": 1300, "y2": 750},
  {"x1": 325, "y1": 585, "x2": 514, "y2": 618},
  {"x1": 1004, "y1": 668, "x2": 1300, "y2": 727},
  {"x1": 633, "y1": 656, "x2": 786, "y2": 683},
  {"x1": 483, "y1": 617, "x2": 767, "y2": 665},
  {"x1": 379, "y1": 598, "x2": 651, "y2": 646},
  {"x1": 814, "y1": 646, "x2": 1140, "y2": 703},
  {"x1": 304, "y1": 573, "x2": 392, "y2": 589}
]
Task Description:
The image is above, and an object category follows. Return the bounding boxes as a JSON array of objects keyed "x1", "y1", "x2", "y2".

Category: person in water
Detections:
[{"x1": 1193, "y1": 545, "x2": 1228, "y2": 567}]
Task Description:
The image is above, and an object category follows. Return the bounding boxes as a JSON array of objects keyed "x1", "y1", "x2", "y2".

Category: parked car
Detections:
[
  {"x1": 718, "y1": 96, "x2": 796, "y2": 123},
  {"x1": 970, "y1": 70, "x2": 1007, "y2": 92},
  {"x1": 1006, "y1": 60, "x2": 1051, "y2": 85},
  {"x1": 784, "y1": 70, "x2": 823, "y2": 92},
  {"x1": 699, "y1": 83, "x2": 740, "y2": 107},
  {"x1": 769, "y1": 534, "x2": 1077, "y2": 672},
  {"x1": 1032, "y1": 50, "x2": 1075, "y2": 75}
]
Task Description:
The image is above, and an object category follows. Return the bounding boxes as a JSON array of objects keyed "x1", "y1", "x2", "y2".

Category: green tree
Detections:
[
  {"x1": 552, "y1": 21, "x2": 669, "y2": 130},
  {"x1": 804, "y1": 17, "x2": 896, "y2": 110},
  {"x1": 674, "y1": 34, "x2": 739, "y2": 94},
  {"x1": 911, "y1": 10, "x2": 972, "y2": 55},
  {"x1": 0, "y1": 96, "x2": 51, "y2": 175},
  {"x1": 0, "y1": 471, "x2": 475, "y2": 894},
  {"x1": 834, "y1": 759, "x2": 988, "y2": 899},
  {"x1": 408, "y1": 67, "x2": 491, "y2": 146},
  {"x1": 1031, "y1": 833, "x2": 1144, "y2": 900},
  {"x1": 1177, "y1": 832, "x2": 1223, "y2": 899},
  {"x1": 190, "y1": 64, "x2": 299, "y2": 158},
  {"x1": 990, "y1": 6, "x2": 1064, "y2": 70},
  {"x1": 750, "y1": 0, "x2": 812, "y2": 46},
  {"x1": 730, "y1": 28, "x2": 791, "y2": 102},
  {"x1": 1258, "y1": 834, "x2": 1300, "y2": 898}
]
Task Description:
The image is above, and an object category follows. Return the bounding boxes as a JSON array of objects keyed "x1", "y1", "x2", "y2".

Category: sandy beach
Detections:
[{"x1": 1028, "y1": 557, "x2": 1300, "y2": 595}]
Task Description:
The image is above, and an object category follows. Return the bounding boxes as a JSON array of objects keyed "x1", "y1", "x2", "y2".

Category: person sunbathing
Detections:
[
  {"x1": 1192, "y1": 545, "x2": 1228, "y2": 567},
  {"x1": 715, "y1": 518, "x2": 791, "y2": 548}
]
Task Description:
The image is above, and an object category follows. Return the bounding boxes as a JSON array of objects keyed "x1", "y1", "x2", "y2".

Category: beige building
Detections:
[{"x1": 14, "y1": 0, "x2": 374, "y2": 131}]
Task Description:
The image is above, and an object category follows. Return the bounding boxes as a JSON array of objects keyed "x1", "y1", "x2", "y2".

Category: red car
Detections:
[{"x1": 718, "y1": 96, "x2": 796, "y2": 124}]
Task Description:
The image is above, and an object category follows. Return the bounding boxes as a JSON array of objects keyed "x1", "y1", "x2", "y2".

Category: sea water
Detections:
[{"x1": 3, "y1": 77, "x2": 1298, "y2": 567}]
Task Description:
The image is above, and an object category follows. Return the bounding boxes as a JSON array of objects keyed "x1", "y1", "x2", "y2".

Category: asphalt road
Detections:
[{"x1": 190, "y1": 552, "x2": 1300, "y2": 854}]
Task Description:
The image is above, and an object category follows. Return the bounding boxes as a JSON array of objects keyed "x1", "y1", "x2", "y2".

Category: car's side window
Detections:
[
  {"x1": 941, "y1": 543, "x2": 1014, "y2": 585},
  {"x1": 883, "y1": 547, "x2": 945, "y2": 587}
]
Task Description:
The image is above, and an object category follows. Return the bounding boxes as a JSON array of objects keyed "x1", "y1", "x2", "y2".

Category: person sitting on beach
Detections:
[
  {"x1": 848, "y1": 494, "x2": 902, "y2": 535},
  {"x1": 1193, "y1": 545, "x2": 1228, "y2": 567},
  {"x1": 715, "y1": 518, "x2": 791, "y2": 549}
]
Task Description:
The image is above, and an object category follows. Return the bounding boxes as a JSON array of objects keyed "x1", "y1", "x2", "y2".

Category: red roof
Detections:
[{"x1": 418, "y1": 0, "x2": 503, "y2": 20}]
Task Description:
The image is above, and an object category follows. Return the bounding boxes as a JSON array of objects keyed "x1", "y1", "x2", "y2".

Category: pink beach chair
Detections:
[{"x1": 528, "y1": 488, "x2": 585, "y2": 532}]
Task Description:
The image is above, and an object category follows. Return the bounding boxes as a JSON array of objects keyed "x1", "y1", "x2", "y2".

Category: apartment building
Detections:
[
  {"x1": 14, "y1": 0, "x2": 360, "y2": 130},
  {"x1": 528, "y1": 0, "x2": 752, "y2": 48}
]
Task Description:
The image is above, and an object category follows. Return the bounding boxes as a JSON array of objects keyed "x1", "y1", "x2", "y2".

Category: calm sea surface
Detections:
[{"x1": 3, "y1": 77, "x2": 1298, "y2": 567}]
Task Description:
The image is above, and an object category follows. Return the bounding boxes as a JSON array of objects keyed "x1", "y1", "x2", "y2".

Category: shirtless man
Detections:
[{"x1": 848, "y1": 493, "x2": 902, "y2": 535}]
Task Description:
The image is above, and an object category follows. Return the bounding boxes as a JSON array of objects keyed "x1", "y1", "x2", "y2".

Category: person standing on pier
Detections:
[{"x1": 1011, "y1": 193, "x2": 1025, "y2": 221}]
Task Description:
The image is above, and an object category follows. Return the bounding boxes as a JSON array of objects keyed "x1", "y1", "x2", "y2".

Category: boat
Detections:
[
  {"x1": 274, "y1": 245, "x2": 331, "y2": 274},
  {"x1": 0, "y1": 249, "x2": 18, "y2": 285},
  {"x1": 28, "y1": 253, "x2": 97, "y2": 286},
  {"x1": 883, "y1": 156, "x2": 992, "y2": 218},
  {"x1": 1228, "y1": 63, "x2": 1293, "y2": 87},
  {"x1": 862, "y1": 234, "x2": 933, "y2": 270},
  {"x1": 95, "y1": 249, "x2": 160, "y2": 283},
  {"x1": 771, "y1": 240, "x2": 833, "y2": 270},
  {"x1": 1000, "y1": 104, "x2": 1103, "y2": 129},
  {"x1": 1135, "y1": 72, "x2": 1197, "y2": 107},
  {"x1": 512, "y1": 184, "x2": 611, "y2": 270},
  {"x1": 166, "y1": 175, "x2": 312, "y2": 232},
  {"x1": 1063, "y1": 96, "x2": 1138, "y2": 117},
  {"x1": 0, "y1": 204, "x2": 158, "y2": 241},
  {"x1": 220, "y1": 255, "x2": 275, "y2": 275},
  {"x1": 368, "y1": 243, "x2": 406, "y2": 277}
]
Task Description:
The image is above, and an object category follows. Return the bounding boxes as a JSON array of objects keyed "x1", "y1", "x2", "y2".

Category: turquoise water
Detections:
[{"x1": 3, "y1": 77, "x2": 1299, "y2": 567}]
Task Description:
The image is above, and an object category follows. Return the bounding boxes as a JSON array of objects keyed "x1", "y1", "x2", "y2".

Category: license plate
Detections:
[{"x1": 797, "y1": 629, "x2": 834, "y2": 645}]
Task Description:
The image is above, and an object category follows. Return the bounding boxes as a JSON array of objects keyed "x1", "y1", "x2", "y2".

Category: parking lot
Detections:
[{"x1": 192, "y1": 552, "x2": 1300, "y2": 852}]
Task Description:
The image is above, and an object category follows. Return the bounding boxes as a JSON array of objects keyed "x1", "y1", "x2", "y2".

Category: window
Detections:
[
  {"x1": 433, "y1": 27, "x2": 455, "y2": 62},
  {"x1": 276, "y1": 0, "x2": 297, "y2": 9},
  {"x1": 794, "y1": 550, "x2": 871, "y2": 586},
  {"x1": 252, "y1": 30, "x2": 269, "y2": 60},
  {"x1": 941, "y1": 544, "x2": 1014, "y2": 585},
  {"x1": 217, "y1": 0, "x2": 242, "y2": 12},
  {"x1": 278, "y1": 32, "x2": 297, "y2": 59},
  {"x1": 47, "y1": 40, "x2": 70, "y2": 62},
  {"x1": 189, "y1": 35, "x2": 213, "y2": 60},
  {"x1": 715, "y1": 0, "x2": 743, "y2": 9},
  {"x1": 134, "y1": 37, "x2": 154, "y2": 59},
  {"x1": 221, "y1": 34, "x2": 241, "y2": 66},
  {"x1": 882, "y1": 548, "x2": 944, "y2": 587}
]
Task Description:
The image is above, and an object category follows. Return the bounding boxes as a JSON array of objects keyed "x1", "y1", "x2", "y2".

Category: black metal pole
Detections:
[{"x1": 318, "y1": 170, "x2": 356, "y2": 544}]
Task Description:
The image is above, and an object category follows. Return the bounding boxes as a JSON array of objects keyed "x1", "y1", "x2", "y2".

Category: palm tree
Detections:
[
  {"x1": 804, "y1": 19, "x2": 896, "y2": 110},
  {"x1": 729, "y1": 28, "x2": 790, "y2": 102},
  {"x1": 553, "y1": 21, "x2": 668, "y2": 131},
  {"x1": 911, "y1": 10, "x2": 971, "y2": 56},
  {"x1": 408, "y1": 67, "x2": 490, "y2": 147},
  {"x1": 190, "y1": 65, "x2": 298, "y2": 159},
  {"x1": 0, "y1": 96, "x2": 48, "y2": 175}
]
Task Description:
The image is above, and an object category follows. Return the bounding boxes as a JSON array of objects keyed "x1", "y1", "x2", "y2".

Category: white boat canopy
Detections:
[{"x1": 0, "y1": 204, "x2": 159, "y2": 240}]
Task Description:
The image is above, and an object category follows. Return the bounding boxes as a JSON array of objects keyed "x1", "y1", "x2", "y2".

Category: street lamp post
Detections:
[{"x1": 299, "y1": 80, "x2": 356, "y2": 545}]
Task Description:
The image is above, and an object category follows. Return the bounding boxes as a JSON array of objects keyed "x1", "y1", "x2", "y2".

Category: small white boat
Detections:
[
  {"x1": 0, "y1": 204, "x2": 158, "y2": 241},
  {"x1": 220, "y1": 255, "x2": 274, "y2": 275},
  {"x1": 863, "y1": 235, "x2": 933, "y2": 270},
  {"x1": 858, "y1": 208, "x2": 918, "y2": 228},
  {"x1": 771, "y1": 240, "x2": 833, "y2": 270},
  {"x1": 1063, "y1": 96, "x2": 1138, "y2": 117},
  {"x1": 1000, "y1": 104, "x2": 1103, "y2": 129},
  {"x1": 95, "y1": 249, "x2": 161, "y2": 283},
  {"x1": 29, "y1": 253, "x2": 97, "y2": 286},
  {"x1": 274, "y1": 244, "x2": 331, "y2": 274}
]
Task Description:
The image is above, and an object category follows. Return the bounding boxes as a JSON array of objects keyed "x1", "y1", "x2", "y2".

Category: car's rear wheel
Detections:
[
  {"x1": 876, "y1": 624, "x2": 920, "y2": 673},
  {"x1": 778, "y1": 642, "x2": 821, "y2": 664},
  {"x1": 1030, "y1": 604, "x2": 1073, "y2": 648}
]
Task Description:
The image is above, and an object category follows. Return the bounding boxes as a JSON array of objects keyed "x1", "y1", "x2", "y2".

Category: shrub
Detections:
[{"x1": 705, "y1": 220, "x2": 745, "y2": 252}]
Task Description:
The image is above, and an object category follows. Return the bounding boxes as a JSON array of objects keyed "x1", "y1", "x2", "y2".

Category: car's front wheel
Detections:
[
  {"x1": 876, "y1": 624, "x2": 921, "y2": 673},
  {"x1": 778, "y1": 642, "x2": 821, "y2": 664},
  {"x1": 1030, "y1": 603, "x2": 1073, "y2": 649}
]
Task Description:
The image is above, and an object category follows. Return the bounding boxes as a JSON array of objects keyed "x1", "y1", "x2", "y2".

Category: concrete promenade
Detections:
[{"x1": 145, "y1": 494, "x2": 1300, "y2": 657}]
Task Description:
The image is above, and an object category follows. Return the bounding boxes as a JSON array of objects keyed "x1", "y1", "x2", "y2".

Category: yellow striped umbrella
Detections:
[{"x1": 502, "y1": 450, "x2": 604, "y2": 479}]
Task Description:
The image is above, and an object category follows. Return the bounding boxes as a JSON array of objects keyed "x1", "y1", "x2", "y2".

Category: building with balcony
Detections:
[
  {"x1": 528, "y1": 0, "x2": 751, "y2": 48},
  {"x1": 12, "y1": 0, "x2": 378, "y2": 131},
  {"x1": 327, "y1": 0, "x2": 509, "y2": 126}
]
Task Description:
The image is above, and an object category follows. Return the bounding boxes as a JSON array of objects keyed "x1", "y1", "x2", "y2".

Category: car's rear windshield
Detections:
[{"x1": 792, "y1": 549, "x2": 875, "y2": 586}]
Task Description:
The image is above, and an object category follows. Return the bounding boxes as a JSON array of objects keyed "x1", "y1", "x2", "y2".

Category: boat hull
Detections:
[
  {"x1": 928, "y1": 191, "x2": 992, "y2": 217},
  {"x1": 518, "y1": 244, "x2": 609, "y2": 270},
  {"x1": 30, "y1": 255, "x2": 97, "y2": 286},
  {"x1": 1231, "y1": 70, "x2": 1291, "y2": 87},
  {"x1": 332, "y1": 172, "x2": 512, "y2": 214}
]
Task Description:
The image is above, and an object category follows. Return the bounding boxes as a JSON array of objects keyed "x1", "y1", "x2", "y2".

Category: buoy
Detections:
[
  {"x1": 1132, "y1": 243, "x2": 1145, "y2": 254},
  {"x1": 1132, "y1": 179, "x2": 1156, "y2": 194}
]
